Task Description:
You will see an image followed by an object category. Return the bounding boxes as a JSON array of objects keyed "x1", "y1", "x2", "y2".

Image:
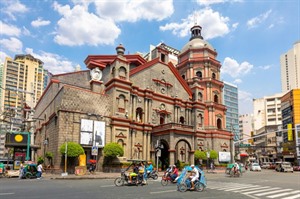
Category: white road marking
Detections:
[
  {"x1": 282, "y1": 194, "x2": 300, "y2": 199},
  {"x1": 150, "y1": 190, "x2": 177, "y2": 194},
  {"x1": 0, "y1": 193, "x2": 14, "y2": 195},
  {"x1": 255, "y1": 188, "x2": 291, "y2": 196},
  {"x1": 267, "y1": 190, "x2": 300, "y2": 198}
]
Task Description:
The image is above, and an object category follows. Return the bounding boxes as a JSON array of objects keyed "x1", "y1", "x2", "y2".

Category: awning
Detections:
[{"x1": 240, "y1": 153, "x2": 249, "y2": 157}]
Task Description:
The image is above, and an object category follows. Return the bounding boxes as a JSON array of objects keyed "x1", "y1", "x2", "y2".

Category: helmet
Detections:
[
  {"x1": 148, "y1": 161, "x2": 152, "y2": 164},
  {"x1": 191, "y1": 164, "x2": 195, "y2": 167},
  {"x1": 173, "y1": 165, "x2": 176, "y2": 167}
]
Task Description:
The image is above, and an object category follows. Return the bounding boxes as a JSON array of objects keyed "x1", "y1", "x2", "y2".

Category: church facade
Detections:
[{"x1": 33, "y1": 25, "x2": 232, "y2": 171}]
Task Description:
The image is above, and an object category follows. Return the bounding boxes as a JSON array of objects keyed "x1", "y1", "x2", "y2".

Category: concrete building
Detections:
[
  {"x1": 253, "y1": 93, "x2": 283, "y2": 131},
  {"x1": 281, "y1": 89, "x2": 300, "y2": 164},
  {"x1": 32, "y1": 25, "x2": 232, "y2": 173},
  {"x1": 223, "y1": 82, "x2": 239, "y2": 141},
  {"x1": 280, "y1": 41, "x2": 300, "y2": 93},
  {"x1": 0, "y1": 55, "x2": 49, "y2": 159}
]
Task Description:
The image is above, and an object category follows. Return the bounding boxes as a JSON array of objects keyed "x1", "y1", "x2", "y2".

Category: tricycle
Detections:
[
  {"x1": 21, "y1": 162, "x2": 39, "y2": 179},
  {"x1": 177, "y1": 165, "x2": 207, "y2": 192},
  {"x1": 114, "y1": 159, "x2": 148, "y2": 187},
  {"x1": 225, "y1": 163, "x2": 242, "y2": 177}
]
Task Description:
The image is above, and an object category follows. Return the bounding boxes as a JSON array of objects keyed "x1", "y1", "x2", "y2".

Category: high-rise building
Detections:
[
  {"x1": 0, "y1": 62, "x2": 3, "y2": 107},
  {"x1": 0, "y1": 54, "x2": 48, "y2": 158},
  {"x1": 253, "y1": 93, "x2": 283, "y2": 131},
  {"x1": 280, "y1": 41, "x2": 300, "y2": 93},
  {"x1": 223, "y1": 82, "x2": 239, "y2": 141},
  {"x1": 239, "y1": 114, "x2": 254, "y2": 144}
]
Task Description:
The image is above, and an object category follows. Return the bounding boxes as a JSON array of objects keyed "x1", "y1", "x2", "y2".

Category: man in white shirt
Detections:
[
  {"x1": 37, "y1": 163, "x2": 43, "y2": 179},
  {"x1": 189, "y1": 165, "x2": 199, "y2": 190}
]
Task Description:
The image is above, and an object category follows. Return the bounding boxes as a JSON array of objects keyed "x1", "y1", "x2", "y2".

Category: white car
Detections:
[{"x1": 250, "y1": 163, "x2": 261, "y2": 171}]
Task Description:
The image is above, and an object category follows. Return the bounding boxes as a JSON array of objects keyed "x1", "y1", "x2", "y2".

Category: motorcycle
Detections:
[
  {"x1": 114, "y1": 170, "x2": 145, "y2": 186},
  {"x1": 161, "y1": 172, "x2": 177, "y2": 186},
  {"x1": 147, "y1": 170, "x2": 158, "y2": 180}
]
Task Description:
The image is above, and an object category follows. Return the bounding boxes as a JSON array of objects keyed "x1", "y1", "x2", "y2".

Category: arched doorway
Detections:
[{"x1": 158, "y1": 140, "x2": 169, "y2": 170}]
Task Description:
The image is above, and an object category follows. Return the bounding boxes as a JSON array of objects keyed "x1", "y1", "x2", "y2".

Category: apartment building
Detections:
[
  {"x1": 280, "y1": 41, "x2": 300, "y2": 93},
  {"x1": 0, "y1": 54, "x2": 49, "y2": 158}
]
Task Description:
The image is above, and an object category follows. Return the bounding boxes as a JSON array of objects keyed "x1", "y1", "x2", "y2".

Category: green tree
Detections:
[
  {"x1": 194, "y1": 150, "x2": 207, "y2": 161},
  {"x1": 209, "y1": 150, "x2": 218, "y2": 160},
  {"x1": 59, "y1": 142, "x2": 84, "y2": 157},
  {"x1": 103, "y1": 142, "x2": 124, "y2": 158}
]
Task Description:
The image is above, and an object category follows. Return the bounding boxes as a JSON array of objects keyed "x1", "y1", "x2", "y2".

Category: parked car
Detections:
[
  {"x1": 275, "y1": 162, "x2": 293, "y2": 172},
  {"x1": 293, "y1": 165, "x2": 300, "y2": 171},
  {"x1": 250, "y1": 163, "x2": 261, "y2": 171},
  {"x1": 261, "y1": 162, "x2": 271, "y2": 169}
]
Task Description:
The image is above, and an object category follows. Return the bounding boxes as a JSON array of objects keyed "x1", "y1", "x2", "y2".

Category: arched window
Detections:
[
  {"x1": 117, "y1": 139, "x2": 124, "y2": 148},
  {"x1": 196, "y1": 71, "x2": 202, "y2": 79},
  {"x1": 160, "y1": 113, "x2": 166, "y2": 124},
  {"x1": 214, "y1": 94, "x2": 218, "y2": 103},
  {"x1": 217, "y1": 118, "x2": 222, "y2": 129},
  {"x1": 179, "y1": 116, "x2": 185, "y2": 124},
  {"x1": 136, "y1": 108, "x2": 143, "y2": 122},
  {"x1": 212, "y1": 73, "x2": 216, "y2": 79},
  {"x1": 198, "y1": 92, "x2": 203, "y2": 101},
  {"x1": 118, "y1": 94, "x2": 125, "y2": 113},
  {"x1": 119, "y1": 66, "x2": 126, "y2": 79}
]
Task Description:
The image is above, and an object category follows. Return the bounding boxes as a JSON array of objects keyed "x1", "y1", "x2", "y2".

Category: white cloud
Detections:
[
  {"x1": 195, "y1": 0, "x2": 242, "y2": 7},
  {"x1": 259, "y1": 65, "x2": 271, "y2": 70},
  {"x1": 2, "y1": 0, "x2": 29, "y2": 21},
  {"x1": 160, "y1": 8, "x2": 230, "y2": 39},
  {"x1": 22, "y1": 26, "x2": 31, "y2": 36},
  {"x1": 0, "y1": 37, "x2": 23, "y2": 53},
  {"x1": 238, "y1": 90, "x2": 253, "y2": 114},
  {"x1": 234, "y1": 79, "x2": 242, "y2": 84},
  {"x1": 25, "y1": 48, "x2": 76, "y2": 74},
  {"x1": 0, "y1": 51, "x2": 10, "y2": 63},
  {"x1": 93, "y1": 0, "x2": 174, "y2": 22},
  {"x1": 247, "y1": 9, "x2": 272, "y2": 29},
  {"x1": 222, "y1": 57, "x2": 253, "y2": 78},
  {"x1": 53, "y1": 2, "x2": 121, "y2": 46},
  {"x1": 0, "y1": 21, "x2": 21, "y2": 37},
  {"x1": 31, "y1": 18, "x2": 51, "y2": 28}
]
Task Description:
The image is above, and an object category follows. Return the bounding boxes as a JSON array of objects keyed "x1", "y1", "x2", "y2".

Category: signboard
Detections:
[
  {"x1": 91, "y1": 146, "x2": 98, "y2": 156},
  {"x1": 218, "y1": 152, "x2": 230, "y2": 162},
  {"x1": 239, "y1": 144, "x2": 251, "y2": 148},
  {"x1": 288, "y1": 123, "x2": 293, "y2": 141}
]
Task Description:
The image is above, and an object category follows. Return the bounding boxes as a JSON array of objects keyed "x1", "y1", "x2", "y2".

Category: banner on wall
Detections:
[
  {"x1": 80, "y1": 119, "x2": 105, "y2": 147},
  {"x1": 218, "y1": 152, "x2": 231, "y2": 162}
]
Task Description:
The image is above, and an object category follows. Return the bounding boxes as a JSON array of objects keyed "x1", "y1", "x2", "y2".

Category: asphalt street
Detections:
[{"x1": 0, "y1": 169, "x2": 299, "y2": 199}]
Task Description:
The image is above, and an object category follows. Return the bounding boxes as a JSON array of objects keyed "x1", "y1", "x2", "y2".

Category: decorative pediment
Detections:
[
  {"x1": 116, "y1": 132, "x2": 127, "y2": 138},
  {"x1": 221, "y1": 142, "x2": 228, "y2": 148},
  {"x1": 197, "y1": 141, "x2": 204, "y2": 146}
]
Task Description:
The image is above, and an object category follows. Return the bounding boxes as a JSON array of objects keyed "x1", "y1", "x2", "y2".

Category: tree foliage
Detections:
[
  {"x1": 59, "y1": 142, "x2": 85, "y2": 157},
  {"x1": 209, "y1": 150, "x2": 218, "y2": 160},
  {"x1": 103, "y1": 142, "x2": 124, "y2": 158},
  {"x1": 194, "y1": 150, "x2": 207, "y2": 161}
]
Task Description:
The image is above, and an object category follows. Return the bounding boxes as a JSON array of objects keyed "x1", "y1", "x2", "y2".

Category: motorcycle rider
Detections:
[
  {"x1": 233, "y1": 162, "x2": 240, "y2": 175},
  {"x1": 128, "y1": 163, "x2": 139, "y2": 183},
  {"x1": 170, "y1": 165, "x2": 178, "y2": 181},
  {"x1": 146, "y1": 161, "x2": 153, "y2": 178}
]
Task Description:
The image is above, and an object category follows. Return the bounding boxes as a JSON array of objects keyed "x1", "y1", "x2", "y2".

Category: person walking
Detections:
[
  {"x1": 19, "y1": 161, "x2": 24, "y2": 179},
  {"x1": 37, "y1": 163, "x2": 44, "y2": 179}
]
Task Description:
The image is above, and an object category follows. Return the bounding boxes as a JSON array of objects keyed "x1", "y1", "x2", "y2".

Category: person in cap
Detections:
[{"x1": 189, "y1": 164, "x2": 199, "y2": 190}]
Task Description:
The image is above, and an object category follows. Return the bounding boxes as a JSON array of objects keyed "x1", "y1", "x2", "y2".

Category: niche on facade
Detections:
[
  {"x1": 179, "y1": 116, "x2": 185, "y2": 124},
  {"x1": 133, "y1": 143, "x2": 143, "y2": 159},
  {"x1": 198, "y1": 92, "x2": 203, "y2": 102},
  {"x1": 197, "y1": 113, "x2": 203, "y2": 128},
  {"x1": 117, "y1": 94, "x2": 126, "y2": 113},
  {"x1": 118, "y1": 66, "x2": 127, "y2": 80},
  {"x1": 136, "y1": 107, "x2": 143, "y2": 122},
  {"x1": 196, "y1": 71, "x2": 202, "y2": 79}
]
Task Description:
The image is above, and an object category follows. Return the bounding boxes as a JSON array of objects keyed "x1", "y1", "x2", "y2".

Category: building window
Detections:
[
  {"x1": 217, "y1": 118, "x2": 222, "y2": 129},
  {"x1": 196, "y1": 71, "x2": 202, "y2": 79},
  {"x1": 136, "y1": 107, "x2": 143, "y2": 122}
]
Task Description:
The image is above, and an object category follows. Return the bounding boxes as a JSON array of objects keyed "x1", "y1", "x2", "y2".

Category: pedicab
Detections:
[
  {"x1": 21, "y1": 162, "x2": 39, "y2": 179},
  {"x1": 225, "y1": 163, "x2": 242, "y2": 177},
  {"x1": 114, "y1": 159, "x2": 148, "y2": 187},
  {"x1": 177, "y1": 165, "x2": 207, "y2": 192}
]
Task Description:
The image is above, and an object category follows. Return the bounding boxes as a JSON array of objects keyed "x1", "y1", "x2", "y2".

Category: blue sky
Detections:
[{"x1": 0, "y1": 0, "x2": 299, "y2": 115}]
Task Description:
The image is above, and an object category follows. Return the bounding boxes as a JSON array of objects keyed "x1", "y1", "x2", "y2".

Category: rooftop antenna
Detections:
[{"x1": 193, "y1": 8, "x2": 198, "y2": 25}]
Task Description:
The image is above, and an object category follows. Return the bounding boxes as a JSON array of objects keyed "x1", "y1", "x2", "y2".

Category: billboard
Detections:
[
  {"x1": 80, "y1": 119, "x2": 105, "y2": 147},
  {"x1": 218, "y1": 152, "x2": 231, "y2": 162}
]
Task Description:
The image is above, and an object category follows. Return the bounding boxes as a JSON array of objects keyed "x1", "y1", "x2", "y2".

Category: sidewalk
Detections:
[{"x1": 43, "y1": 168, "x2": 225, "y2": 180}]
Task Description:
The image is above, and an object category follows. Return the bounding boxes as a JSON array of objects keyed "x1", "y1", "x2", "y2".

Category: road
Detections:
[{"x1": 0, "y1": 170, "x2": 299, "y2": 199}]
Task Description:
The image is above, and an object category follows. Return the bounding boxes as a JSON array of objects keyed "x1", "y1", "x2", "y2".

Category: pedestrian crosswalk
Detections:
[{"x1": 207, "y1": 181, "x2": 300, "y2": 199}]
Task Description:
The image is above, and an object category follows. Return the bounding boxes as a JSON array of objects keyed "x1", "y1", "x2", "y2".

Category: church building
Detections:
[{"x1": 33, "y1": 25, "x2": 232, "y2": 171}]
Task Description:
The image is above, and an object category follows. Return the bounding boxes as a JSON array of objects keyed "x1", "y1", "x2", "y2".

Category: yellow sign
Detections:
[
  {"x1": 287, "y1": 123, "x2": 293, "y2": 141},
  {"x1": 14, "y1": 134, "x2": 23, "y2": 142}
]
